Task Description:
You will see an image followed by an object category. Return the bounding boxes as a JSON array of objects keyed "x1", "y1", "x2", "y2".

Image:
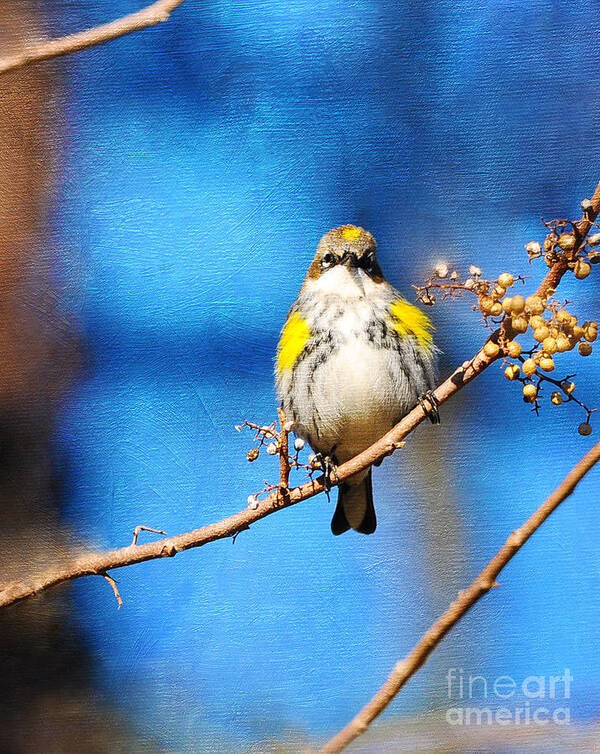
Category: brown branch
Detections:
[
  {"x1": 0, "y1": 0, "x2": 185, "y2": 76},
  {"x1": 0, "y1": 179, "x2": 598, "y2": 612},
  {"x1": 320, "y1": 439, "x2": 600, "y2": 753}
]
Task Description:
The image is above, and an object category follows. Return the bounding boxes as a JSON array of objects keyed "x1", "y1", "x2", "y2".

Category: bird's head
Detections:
[{"x1": 304, "y1": 225, "x2": 384, "y2": 295}]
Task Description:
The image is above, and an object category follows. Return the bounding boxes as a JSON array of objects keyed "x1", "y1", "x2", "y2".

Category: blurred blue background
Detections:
[{"x1": 43, "y1": 0, "x2": 600, "y2": 749}]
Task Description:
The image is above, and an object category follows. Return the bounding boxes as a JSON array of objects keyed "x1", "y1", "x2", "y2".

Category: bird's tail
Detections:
[{"x1": 331, "y1": 468, "x2": 376, "y2": 535}]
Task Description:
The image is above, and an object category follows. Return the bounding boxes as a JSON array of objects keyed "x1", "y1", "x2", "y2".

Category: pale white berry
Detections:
[
  {"x1": 294, "y1": 437, "x2": 305, "y2": 451},
  {"x1": 247, "y1": 495, "x2": 259, "y2": 509},
  {"x1": 525, "y1": 241, "x2": 542, "y2": 257},
  {"x1": 266, "y1": 443, "x2": 278, "y2": 455}
]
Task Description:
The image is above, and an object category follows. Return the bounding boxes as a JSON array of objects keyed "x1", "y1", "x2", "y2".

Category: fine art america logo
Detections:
[{"x1": 445, "y1": 668, "x2": 572, "y2": 726}]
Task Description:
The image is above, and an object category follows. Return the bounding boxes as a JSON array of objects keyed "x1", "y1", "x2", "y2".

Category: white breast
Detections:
[
  {"x1": 289, "y1": 289, "x2": 416, "y2": 462},
  {"x1": 305, "y1": 338, "x2": 408, "y2": 462}
]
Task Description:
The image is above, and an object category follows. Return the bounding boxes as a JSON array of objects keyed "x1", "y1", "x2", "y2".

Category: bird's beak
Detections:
[
  {"x1": 341, "y1": 250, "x2": 359, "y2": 268},
  {"x1": 341, "y1": 251, "x2": 365, "y2": 293}
]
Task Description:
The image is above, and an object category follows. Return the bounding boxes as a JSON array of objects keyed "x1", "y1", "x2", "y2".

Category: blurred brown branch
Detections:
[
  {"x1": 320, "y1": 439, "x2": 600, "y2": 753},
  {"x1": 0, "y1": 178, "x2": 598, "y2": 611},
  {"x1": 0, "y1": 0, "x2": 185, "y2": 76}
]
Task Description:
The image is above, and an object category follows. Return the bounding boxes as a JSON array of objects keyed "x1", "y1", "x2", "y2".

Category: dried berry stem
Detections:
[{"x1": 277, "y1": 407, "x2": 291, "y2": 492}]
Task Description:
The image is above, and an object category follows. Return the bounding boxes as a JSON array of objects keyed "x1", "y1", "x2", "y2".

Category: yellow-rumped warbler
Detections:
[{"x1": 275, "y1": 225, "x2": 437, "y2": 535}]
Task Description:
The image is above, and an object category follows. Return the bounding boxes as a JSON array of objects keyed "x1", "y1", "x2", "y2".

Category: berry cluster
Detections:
[
  {"x1": 416, "y1": 212, "x2": 598, "y2": 433},
  {"x1": 235, "y1": 419, "x2": 281, "y2": 463},
  {"x1": 237, "y1": 418, "x2": 313, "y2": 507},
  {"x1": 500, "y1": 295, "x2": 597, "y2": 434},
  {"x1": 526, "y1": 213, "x2": 600, "y2": 273}
]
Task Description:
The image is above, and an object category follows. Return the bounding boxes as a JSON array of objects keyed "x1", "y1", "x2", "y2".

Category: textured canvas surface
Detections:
[{"x1": 2, "y1": 1, "x2": 599, "y2": 751}]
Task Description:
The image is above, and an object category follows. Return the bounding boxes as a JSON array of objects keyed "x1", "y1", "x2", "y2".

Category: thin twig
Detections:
[
  {"x1": 0, "y1": 0, "x2": 185, "y2": 76},
  {"x1": 103, "y1": 573, "x2": 123, "y2": 609},
  {"x1": 320, "y1": 439, "x2": 600, "y2": 753},
  {"x1": 0, "y1": 180, "x2": 598, "y2": 611},
  {"x1": 132, "y1": 526, "x2": 168, "y2": 546}
]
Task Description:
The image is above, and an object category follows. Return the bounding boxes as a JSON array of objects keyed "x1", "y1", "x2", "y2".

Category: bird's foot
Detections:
[
  {"x1": 418, "y1": 390, "x2": 441, "y2": 425},
  {"x1": 313, "y1": 453, "x2": 339, "y2": 495}
]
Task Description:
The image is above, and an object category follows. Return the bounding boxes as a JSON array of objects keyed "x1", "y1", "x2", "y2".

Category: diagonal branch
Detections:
[
  {"x1": 0, "y1": 178, "x2": 598, "y2": 611},
  {"x1": 0, "y1": 0, "x2": 185, "y2": 76},
  {"x1": 320, "y1": 439, "x2": 600, "y2": 753}
]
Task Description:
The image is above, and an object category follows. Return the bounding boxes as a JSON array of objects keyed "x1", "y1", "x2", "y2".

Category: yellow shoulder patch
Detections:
[
  {"x1": 277, "y1": 312, "x2": 311, "y2": 373},
  {"x1": 341, "y1": 225, "x2": 362, "y2": 241},
  {"x1": 390, "y1": 299, "x2": 434, "y2": 347}
]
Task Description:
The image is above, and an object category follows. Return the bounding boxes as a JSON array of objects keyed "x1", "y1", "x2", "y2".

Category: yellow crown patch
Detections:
[{"x1": 341, "y1": 225, "x2": 363, "y2": 241}]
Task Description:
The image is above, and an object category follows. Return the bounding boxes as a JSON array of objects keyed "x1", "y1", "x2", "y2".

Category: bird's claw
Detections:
[
  {"x1": 419, "y1": 390, "x2": 441, "y2": 424},
  {"x1": 313, "y1": 453, "x2": 339, "y2": 495}
]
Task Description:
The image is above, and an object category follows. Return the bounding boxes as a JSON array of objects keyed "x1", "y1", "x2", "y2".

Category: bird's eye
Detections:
[
  {"x1": 361, "y1": 250, "x2": 376, "y2": 271},
  {"x1": 321, "y1": 252, "x2": 335, "y2": 269}
]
